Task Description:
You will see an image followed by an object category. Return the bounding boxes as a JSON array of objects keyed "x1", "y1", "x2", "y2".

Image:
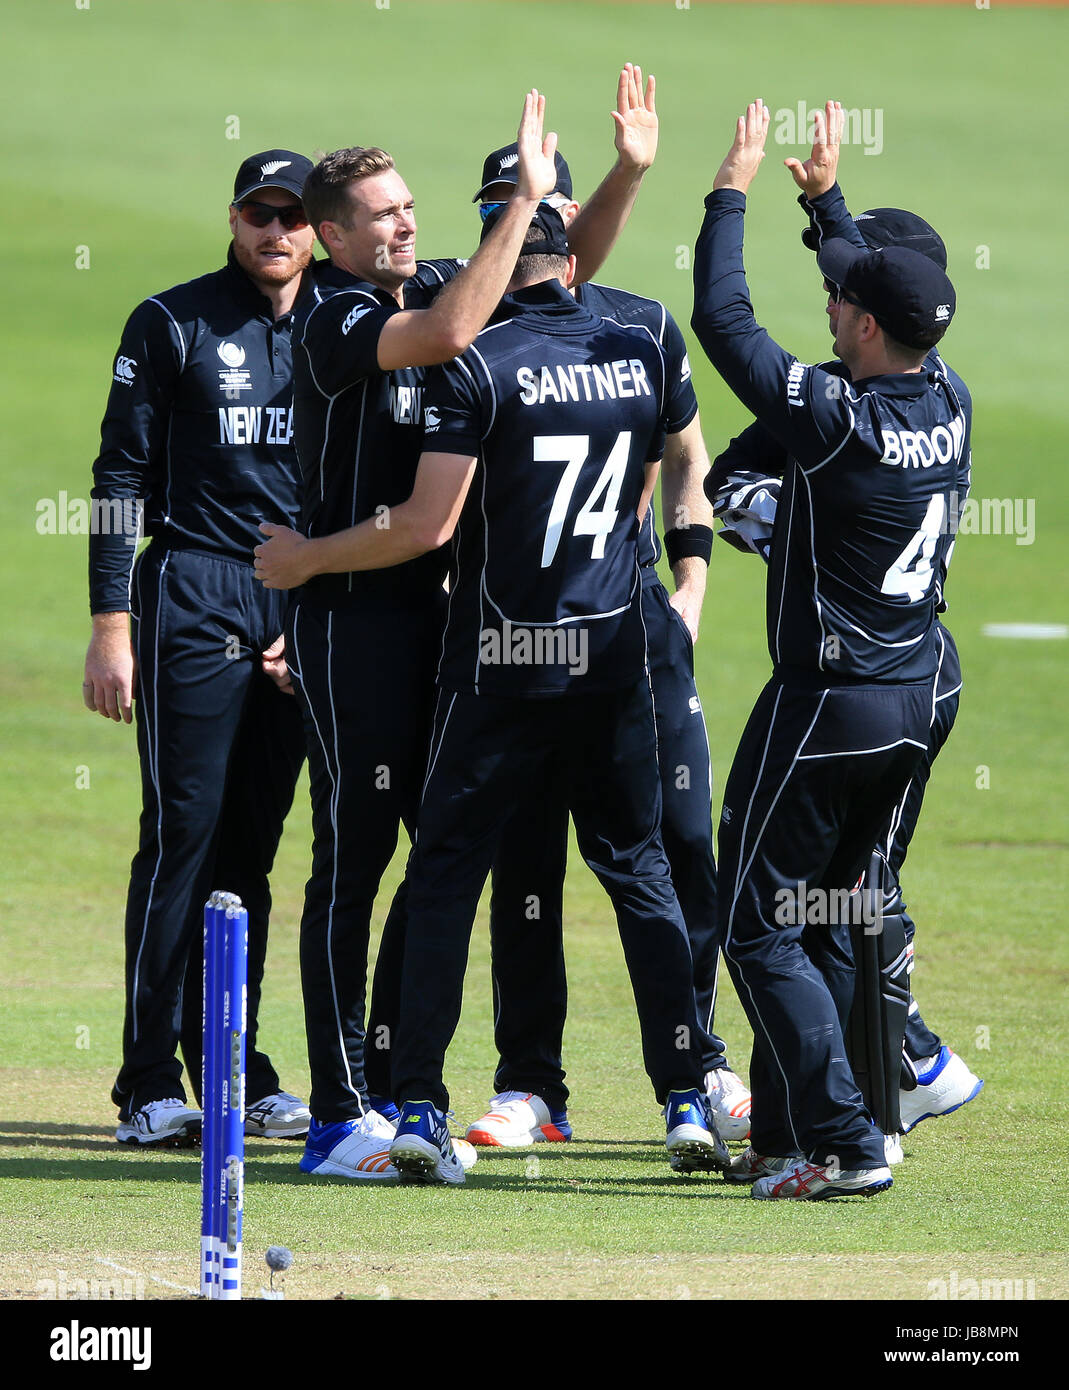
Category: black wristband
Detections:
[{"x1": 664, "y1": 525, "x2": 713, "y2": 568}]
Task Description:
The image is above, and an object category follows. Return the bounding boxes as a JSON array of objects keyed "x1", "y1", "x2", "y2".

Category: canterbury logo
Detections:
[
  {"x1": 935, "y1": 303, "x2": 951, "y2": 321},
  {"x1": 260, "y1": 160, "x2": 292, "y2": 178},
  {"x1": 498, "y1": 152, "x2": 518, "y2": 173}
]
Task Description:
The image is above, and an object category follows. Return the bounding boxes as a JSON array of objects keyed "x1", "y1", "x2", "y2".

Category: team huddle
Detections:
[{"x1": 83, "y1": 70, "x2": 982, "y2": 1201}]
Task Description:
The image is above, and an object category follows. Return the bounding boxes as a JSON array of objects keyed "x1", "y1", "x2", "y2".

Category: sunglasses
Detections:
[
  {"x1": 233, "y1": 200, "x2": 309, "y2": 231},
  {"x1": 822, "y1": 277, "x2": 843, "y2": 303},
  {"x1": 478, "y1": 194, "x2": 570, "y2": 223}
]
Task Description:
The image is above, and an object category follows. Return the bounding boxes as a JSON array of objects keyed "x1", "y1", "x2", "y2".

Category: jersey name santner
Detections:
[{"x1": 421, "y1": 281, "x2": 669, "y2": 697}]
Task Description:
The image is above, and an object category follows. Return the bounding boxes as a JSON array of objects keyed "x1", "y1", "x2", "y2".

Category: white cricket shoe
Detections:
[
  {"x1": 704, "y1": 1068, "x2": 752, "y2": 1142},
  {"x1": 116, "y1": 1098, "x2": 201, "y2": 1147},
  {"x1": 899, "y1": 1047, "x2": 983, "y2": 1133},
  {"x1": 245, "y1": 1091, "x2": 311, "y2": 1138},
  {"x1": 299, "y1": 1110, "x2": 398, "y2": 1180},
  {"x1": 451, "y1": 1138, "x2": 479, "y2": 1172},
  {"x1": 722, "y1": 1147, "x2": 800, "y2": 1185},
  {"x1": 751, "y1": 1157, "x2": 893, "y2": 1200},
  {"x1": 884, "y1": 1132, "x2": 904, "y2": 1166},
  {"x1": 465, "y1": 1090, "x2": 572, "y2": 1147}
]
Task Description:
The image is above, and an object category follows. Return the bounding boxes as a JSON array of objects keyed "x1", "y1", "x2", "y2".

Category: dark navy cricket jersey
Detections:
[
  {"x1": 420, "y1": 279, "x2": 669, "y2": 696},
  {"x1": 293, "y1": 257, "x2": 462, "y2": 605},
  {"x1": 90, "y1": 247, "x2": 311, "y2": 614},
  {"x1": 576, "y1": 283, "x2": 698, "y2": 571},
  {"x1": 693, "y1": 189, "x2": 972, "y2": 682}
]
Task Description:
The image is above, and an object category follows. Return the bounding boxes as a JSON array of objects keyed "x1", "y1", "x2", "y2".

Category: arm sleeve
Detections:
[
  {"x1": 661, "y1": 309, "x2": 699, "y2": 434},
  {"x1": 89, "y1": 299, "x2": 184, "y2": 614},
  {"x1": 800, "y1": 183, "x2": 869, "y2": 253},
  {"x1": 419, "y1": 353, "x2": 487, "y2": 458},
  {"x1": 298, "y1": 290, "x2": 399, "y2": 396},
  {"x1": 691, "y1": 188, "x2": 854, "y2": 469}
]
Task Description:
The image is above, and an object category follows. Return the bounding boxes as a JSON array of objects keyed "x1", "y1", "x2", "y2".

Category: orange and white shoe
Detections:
[
  {"x1": 705, "y1": 1068, "x2": 752, "y2": 1143},
  {"x1": 751, "y1": 1158, "x2": 893, "y2": 1200},
  {"x1": 465, "y1": 1091, "x2": 572, "y2": 1147}
]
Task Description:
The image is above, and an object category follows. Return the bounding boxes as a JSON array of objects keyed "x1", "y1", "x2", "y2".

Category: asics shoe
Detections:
[
  {"x1": 899, "y1": 1047, "x2": 983, "y2": 1134},
  {"x1": 466, "y1": 1090, "x2": 572, "y2": 1147},
  {"x1": 244, "y1": 1091, "x2": 311, "y2": 1139},
  {"x1": 391, "y1": 1101, "x2": 466, "y2": 1185},
  {"x1": 664, "y1": 1089, "x2": 730, "y2": 1172},
  {"x1": 704, "y1": 1068, "x2": 752, "y2": 1143},
  {"x1": 116, "y1": 1098, "x2": 201, "y2": 1147},
  {"x1": 298, "y1": 1110, "x2": 398, "y2": 1180},
  {"x1": 751, "y1": 1158, "x2": 893, "y2": 1201},
  {"x1": 722, "y1": 1147, "x2": 800, "y2": 1185}
]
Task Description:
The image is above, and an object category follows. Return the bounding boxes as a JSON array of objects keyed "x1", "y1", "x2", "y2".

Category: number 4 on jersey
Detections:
[
  {"x1": 536, "y1": 432, "x2": 632, "y2": 568},
  {"x1": 881, "y1": 492, "x2": 946, "y2": 602}
]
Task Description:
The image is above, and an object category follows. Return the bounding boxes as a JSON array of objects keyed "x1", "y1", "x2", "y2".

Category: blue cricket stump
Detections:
[{"x1": 200, "y1": 891, "x2": 248, "y2": 1301}]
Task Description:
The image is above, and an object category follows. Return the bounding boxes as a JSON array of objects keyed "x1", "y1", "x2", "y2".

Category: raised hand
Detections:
[
  {"x1": 612, "y1": 63, "x2": 658, "y2": 173},
  {"x1": 514, "y1": 89, "x2": 559, "y2": 203},
  {"x1": 714, "y1": 99, "x2": 772, "y2": 194},
  {"x1": 784, "y1": 100, "x2": 843, "y2": 199}
]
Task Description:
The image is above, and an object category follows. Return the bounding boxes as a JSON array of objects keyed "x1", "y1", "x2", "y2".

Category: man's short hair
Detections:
[
  {"x1": 302, "y1": 147, "x2": 395, "y2": 243},
  {"x1": 513, "y1": 225, "x2": 569, "y2": 285}
]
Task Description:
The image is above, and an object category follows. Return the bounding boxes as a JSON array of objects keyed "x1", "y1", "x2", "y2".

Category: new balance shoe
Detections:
[
  {"x1": 299, "y1": 1110, "x2": 398, "y2": 1180},
  {"x1": 465, "y1": 1090, "x2": 572, "y2": 1147},
  {"x1": 704, "y1": 1067, "x2": 752, "y2": 1143},
  {"x1": 884, "y1": 1132, "x2": 904, "y2": 1166},
  {"x1": 751, "y1": 1158, "x2": 893, "y2": 1200},
  {"x1": 722, "y1": 1147, "x2": 800, "y2": 1185},
  {"x1": 391, "y1": 1101, "x2": 466, "y2": 1185},
  {"x1": 116, "y1": 1098, "x2": 201, "y2": 1147},
  {"x1": 899, "y1": 1047, "x2": 983, "y2": 1134},
  {"x1": 245, "y1": 1091, "x2": 311, "y2": 1139},
  {"x1": 664, "y1": 1089, "x2": 730, "y2": 1172}
]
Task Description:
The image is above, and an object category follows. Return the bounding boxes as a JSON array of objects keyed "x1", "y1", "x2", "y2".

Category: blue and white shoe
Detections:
[
  {"x1": 298, "y1": 1110, "x2": 398, "y2": 1180},
  {"x1": 390, "y1": 1101, "x2": 466, "y2": 1185},
  {"x1": 664, "y1": 1088, "x2": 730, "y2": 1172},
  {"x1": 900, "y1": 1047, "x2": 984, "y2": 1133}
]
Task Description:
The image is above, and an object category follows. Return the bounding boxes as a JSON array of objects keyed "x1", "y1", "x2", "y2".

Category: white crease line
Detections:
[{"x1": 95, "y1": 1256, "x2": 198, "y2": 1296}]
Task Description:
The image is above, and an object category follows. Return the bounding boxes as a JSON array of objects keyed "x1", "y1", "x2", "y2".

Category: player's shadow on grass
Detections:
[{"x1": 0, "y1": 1121, "x2": 126, "y2": 1154}]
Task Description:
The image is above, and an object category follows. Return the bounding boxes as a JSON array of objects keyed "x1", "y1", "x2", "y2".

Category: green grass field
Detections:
[{"x1": 2, "y1": 0, "x2": 1067, "y2": 1309}]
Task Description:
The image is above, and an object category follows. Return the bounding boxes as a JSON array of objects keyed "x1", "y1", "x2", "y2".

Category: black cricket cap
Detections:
[
  {"x1": 233, "y1": 150, "x2": 314, "y2": 203},
  {"x1": 800, "y1": 195, "x2": 947, "y2": 268},
  {"x1": 472, "y1": 142, "x2": 572, "y2": 202},
  {"x1": 479, "y1": 202, "x2": 570, "y2": 258},
  {"x1": 817, "y1": 239, "x2": 956, "y2": 349}
]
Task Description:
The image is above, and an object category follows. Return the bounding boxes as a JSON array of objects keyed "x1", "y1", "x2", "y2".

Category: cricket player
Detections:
[
  {"x1": 255, "y1": 86, "x2": 665, "y2": 1182},
  {"x1": 691, "y1": 101, "x2": 971, "y2": 1199},
  {"x1": 85, "y1": 151, "x2": 317, "y2": 1145},
  {"x1": 260, "y1": 205, "x2": 727, "y2": 1184},
  {"x1": 461, "y1": 119, "x2": 752, "y2": 1156},
  {"x1": 708, "y1": 105, "x2": 982, "y2": 1145}
]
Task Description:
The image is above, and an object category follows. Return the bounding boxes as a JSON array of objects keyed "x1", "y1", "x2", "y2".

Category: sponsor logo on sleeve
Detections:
[
  {"x1": 423, "y1": 405, "x2": 441, "y2": 432},
  {"x1": 113, "y1": 356, "x2": 137, "y2": 386},
  {"x1": 680, "y1": 352, "x2": 691, "y2": 384},
  {"x1": 341, "y1": 304, "x2": 372, "y2": 336}
]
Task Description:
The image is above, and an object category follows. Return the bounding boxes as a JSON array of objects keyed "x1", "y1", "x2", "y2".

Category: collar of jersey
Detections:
[
  {"x1": 311, "y1": 259, "x2": 395, "y2": 303},
  {"x1": 493, "y1": 279, "x2": 600, "y2": 334},
  {"x1": 848, "y1": 369, "x2": 939, "y2": 397}
]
